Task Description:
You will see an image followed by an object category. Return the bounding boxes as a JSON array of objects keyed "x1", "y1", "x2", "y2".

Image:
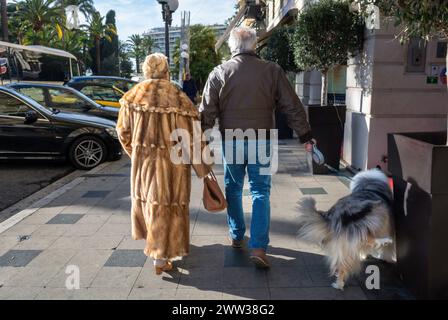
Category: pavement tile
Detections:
[
  {"x1": 223, "y1": 248, "x2": 253, "y2": 268},
  {"x1": 104, "y1": 250, "x2": 147, "y2": 268},
  {"x1": 27, "y1": 248, "x2": 77, "y2": 268},
  {"x1": 82, "y1": 191, "x2": 111, "y2": 198},
  {"x1": 299, "y1": 187, "x2": 328, "y2": 195},
  {"x1": 95, "y1": 223, "x2": 131, "y2": 237},
  {"x1": 266, "y1": 266, "x2": 313, "y2": 288},
  {"x1": 67, "y1": 249, "x2": 113, "y2": 268},
  {"x1": 20, "y1": 212, "x2": 60, "y2": 225},
  {"x1": 3, "y1": 266, "x2": 63, "y2": 287},
  {"x1": 269, "y1": 286, "x2": 367, "y2": 300},
  {"x1": 76, "y1": 215, "x2": 110, "y2": 225},
  {"x1": 222, "y1": 288, "x2": 270, "y2": 300},
  {"x1": 134, "y1": 266, "x2": 180, "y2": 289},
  {"x1": 0, "y1": 236, "x2": 20, "y2": 253},
  {"x1": 45, "y1": 265, "x2": 102, "y2": 289},
  {"x1": 0, "y1": 267, "x2": 22, "y2": 286},
  {"x1": 64, "y1": 223, "x2": 104, "y2": 237},
  {"x1": 46, "y1": 214, "x2": 85, "y2": 225},
  {"x1": 66, "y1": 287, "x2": 132, "y2": 300},
  {"x1": 32, "y1": 224, "x2": 70, "y2": 237},
  {"x1": 222, "y1": 267, "x2": 268, "y2": 289},
  {"x1": 116, "y1": 237, "x2": 145, "y2": 250},
  {"x1": 47, "y1": 236, "x2": 86, "y2": 250},
  {"x1": 90, "y1": 267, "x2": 141, "y2": 288},
  {"x1": 0, "y1": 286, "x2": 43, "y2": 300},
  {"x1": 0, "y1": 250, "x2": 42, "y2": 267},
  {"x1": 107, "y1": 215, "x2": 131, "y2": 224},
  {"x1": 175, "y1": 288, "x2": 223, "y2": 300},
  {"x1": 81, "y1": 235, "x2": 124, "y2": 250},
  {"x1": 178, "y1": 267, "x2": 223, "y2": 289},
  {"x1": 12, "y1": 236, "x2": 59, "y2": 250},
  {"x1": 128, "y1": 288, "x2": 177, "y2": 300},
  {"x1": 0, "y1": 224, "x2": 40, "y2": 238}
]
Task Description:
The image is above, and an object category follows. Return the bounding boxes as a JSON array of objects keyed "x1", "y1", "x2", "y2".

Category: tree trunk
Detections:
[
  {"x1": 321, "y1": 69, "x2": 329, "y2": 106},
  {"x1": 136, "y1": 57, "x2": 140, "y2": 74},
  {"x1": 446, "y1": 50, "x2": 447, "y2": 145},
  {"x1": 95, "y1": 37, "x2": 101, "y2": 75},
  {"x1": 1, "y1": 0, "x2": 8, "y2": 41}
]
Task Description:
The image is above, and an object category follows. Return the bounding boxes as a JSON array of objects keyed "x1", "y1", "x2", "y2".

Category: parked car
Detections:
[
  {"x1": 66, "y1": 76, "x2": 138, "y2": 108},
  {"x1": 8, "y1": 83, "x2": 119, "y2": 121},
  {"x1": 0, "y1": 86, "x2": 122, "y2": 170}
]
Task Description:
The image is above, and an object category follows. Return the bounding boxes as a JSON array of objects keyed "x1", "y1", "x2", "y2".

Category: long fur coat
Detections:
[{"x1": 116, "y1": 78, "x2": 211, "y2": 260}]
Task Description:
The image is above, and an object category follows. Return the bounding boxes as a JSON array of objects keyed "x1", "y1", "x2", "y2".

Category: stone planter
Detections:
[
  {"x1": 388, "y1": 131, "x2": 448, "y2": 299},
  {"x1": 306, "y1": 105, "x2": 346, "y2": 174}
]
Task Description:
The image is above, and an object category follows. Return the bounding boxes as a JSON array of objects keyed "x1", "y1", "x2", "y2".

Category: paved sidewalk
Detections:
[{"x1": 0, "y1": 140, "x2": 411, "y2": 300}]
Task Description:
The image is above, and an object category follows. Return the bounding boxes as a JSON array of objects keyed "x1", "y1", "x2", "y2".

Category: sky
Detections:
[{"x1": 94, "y1": 0, "x2": 237, "y2": 41}]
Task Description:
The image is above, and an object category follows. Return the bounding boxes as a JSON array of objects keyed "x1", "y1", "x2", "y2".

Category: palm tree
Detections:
[
  {"x1": 127, "y1": 34, "x2": 144, "y2": 74},
  {"x1": 86, "y1": 11, "x2": 116, "y2": 74},
  {"x1": 16, "y1": 0, "x2": 61, "y2": 33},
  {"x1": 1, "y1": 0, "x2": 8, "y2": 40},
  {"x1": 142, "y1": 34, "x2": 157, "y2": 55}
]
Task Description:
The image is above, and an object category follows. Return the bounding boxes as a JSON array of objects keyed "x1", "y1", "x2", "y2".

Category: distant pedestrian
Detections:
[
  {"x1": 200, "y1": 27, "x2": 315, "y2": 268},
  {"x1": 116, "y1": 53, "x2": 211, "y2": 275},
  {"x1": 182, "y1": 73, "x2": 198, "y2": 104}
]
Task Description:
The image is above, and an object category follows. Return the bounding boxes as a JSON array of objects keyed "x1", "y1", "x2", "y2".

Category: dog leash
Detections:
[{"x1": 310, "y1": 144, "x2": 354, "y2": 182}]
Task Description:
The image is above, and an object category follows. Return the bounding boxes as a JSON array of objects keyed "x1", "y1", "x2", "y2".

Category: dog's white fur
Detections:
[{"x1": 298, "y1": 169, "x2": 396, "y2": 290}]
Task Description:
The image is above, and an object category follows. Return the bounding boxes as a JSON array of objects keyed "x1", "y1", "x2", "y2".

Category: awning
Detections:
[{"x1": 0, "y1": 41, "x2": 77, "y2": 60}]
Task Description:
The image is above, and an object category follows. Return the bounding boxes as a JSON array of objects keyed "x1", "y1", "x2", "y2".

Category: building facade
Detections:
[
  {"x1": 145, "y1": 24, "x2": 227, "y2": 68},
  {"x1": 219, "y1": 0, "x2": 447, "y2": 171}
]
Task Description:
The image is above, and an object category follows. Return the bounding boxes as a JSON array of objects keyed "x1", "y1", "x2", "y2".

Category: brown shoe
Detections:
[
  {"x1": 250, "y1": 249, "x2": 270, "y2": 269},
  {"x1": 155, "y1": 261, "x2": 173, "y2": 275},
  {"x1": 229, "y1": 237, "x2": 244, "y2": 249}
]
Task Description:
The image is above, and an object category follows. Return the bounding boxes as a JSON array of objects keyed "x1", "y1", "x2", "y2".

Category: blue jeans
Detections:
[{"x1": 222, "y1": 139, "x2": 272, "y2": 251}]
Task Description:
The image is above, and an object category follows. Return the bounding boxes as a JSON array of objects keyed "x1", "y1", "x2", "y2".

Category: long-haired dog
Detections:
[{"x1": 297, "y1": 169, "x2": 396, "y2": 290}]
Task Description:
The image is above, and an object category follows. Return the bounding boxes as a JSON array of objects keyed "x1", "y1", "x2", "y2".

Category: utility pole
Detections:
[
  {"x1": 1, "y1": 0, "x2": 9, "y2": 41},
  {"x1": 179, "y1": 11, "x2": 190, "y2": 85},
  {"x1": 156, "y1": 0, "x2": 179, "y2": 65}
]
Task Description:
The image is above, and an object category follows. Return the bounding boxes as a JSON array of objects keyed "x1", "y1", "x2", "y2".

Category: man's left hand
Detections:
[{"x1": 304, "y1": 139, "x2": 317, "y2": 153}]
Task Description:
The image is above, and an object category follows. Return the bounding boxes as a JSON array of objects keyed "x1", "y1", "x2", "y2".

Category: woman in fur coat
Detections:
[{"x1": 116, "y1": 53, "x2": 211, "y2": 274}]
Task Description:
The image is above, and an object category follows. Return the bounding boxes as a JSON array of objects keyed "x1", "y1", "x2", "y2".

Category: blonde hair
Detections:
[{"x1": 142, "y1": 53, "x2": 170, "y2": 80}]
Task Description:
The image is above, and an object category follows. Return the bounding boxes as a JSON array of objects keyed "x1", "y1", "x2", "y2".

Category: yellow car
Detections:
[{"x1": 66, "y1": 76, "x2": 138, "y2": 108}]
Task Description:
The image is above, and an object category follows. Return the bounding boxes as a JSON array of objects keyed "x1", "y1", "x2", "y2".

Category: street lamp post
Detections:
[{"x1": 156, "y1": 0, "x2": 179, "y2": 65}]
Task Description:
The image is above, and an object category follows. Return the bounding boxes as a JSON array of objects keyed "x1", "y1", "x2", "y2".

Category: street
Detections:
[{"x1": 0, "y1": 161, "x2": 74, "y2": 220}]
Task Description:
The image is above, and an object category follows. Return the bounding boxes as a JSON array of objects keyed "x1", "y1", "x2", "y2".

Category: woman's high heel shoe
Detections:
[{"x1": 155, "y1": 261, "x2": 173, "y2": 275}]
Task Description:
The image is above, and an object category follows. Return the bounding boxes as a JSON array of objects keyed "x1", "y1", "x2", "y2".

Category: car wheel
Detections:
[{"x1": 69, "y1": 136, "x2": 107, "y2": 170}]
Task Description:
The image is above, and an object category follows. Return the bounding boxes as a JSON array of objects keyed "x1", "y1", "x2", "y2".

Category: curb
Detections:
[{"x1": 0, "y1": 161, "x2": 118, "y2": 235}]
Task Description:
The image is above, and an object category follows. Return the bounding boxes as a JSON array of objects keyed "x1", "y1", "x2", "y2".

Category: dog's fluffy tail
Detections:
[{"x1": 297, "y1": 197, "x2": 330, "y2": 246}]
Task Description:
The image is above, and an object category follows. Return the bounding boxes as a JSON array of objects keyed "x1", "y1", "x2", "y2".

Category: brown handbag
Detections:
[{"x1": 203, "y1": 171, "x2": 228, "y2": 212}]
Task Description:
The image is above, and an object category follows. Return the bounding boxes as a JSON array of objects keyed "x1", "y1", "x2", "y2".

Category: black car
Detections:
[
  {"x1": 8, "y1": 83, "x2": 119, "y2": 121},
  {"x1": 0, "y1": 86, "x2": 122, "y2": 170}
]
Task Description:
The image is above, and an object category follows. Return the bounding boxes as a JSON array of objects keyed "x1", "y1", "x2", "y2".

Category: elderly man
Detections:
[{"x1": 200, "y1": 26, "x2": 314, "y2": 268}]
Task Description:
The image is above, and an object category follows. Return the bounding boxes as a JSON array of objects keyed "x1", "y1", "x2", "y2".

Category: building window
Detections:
[
  {"x1": 436, "y1": 42, "x2": 447, "y2": 59},
  {"x1": 405, "y1": 38, "x2": 427, "y2": 73}
]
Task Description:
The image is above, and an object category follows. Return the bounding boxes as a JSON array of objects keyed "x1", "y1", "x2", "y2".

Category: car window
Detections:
[
  {"x1": 47, "y1": 88, "x2": 90, "y2": 110},
  {"x1": 80, "y1": 85, "x2": 121, "y2": 102},
  {"x1": 16, "y1": 87, "x2": 46, "y2": 105},
  {"x1": 0, "y1": 92, "x2": 39, "y2": 118},
  {"x1": 116, "y1": 80, "x2": 135, "y2": 92}
]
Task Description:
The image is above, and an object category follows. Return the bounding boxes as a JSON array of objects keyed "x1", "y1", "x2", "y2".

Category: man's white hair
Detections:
[{"x1": 228, "y1": 26, "x2": 257, "y2": 54}]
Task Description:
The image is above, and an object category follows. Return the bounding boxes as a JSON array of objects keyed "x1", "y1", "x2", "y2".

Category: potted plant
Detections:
[
  {"x1": 291, "y1": 0, "x2": 364, "y2": 173},
  {"x1": 355, "y1": 0, "x2": 448, "y2": 299}
]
